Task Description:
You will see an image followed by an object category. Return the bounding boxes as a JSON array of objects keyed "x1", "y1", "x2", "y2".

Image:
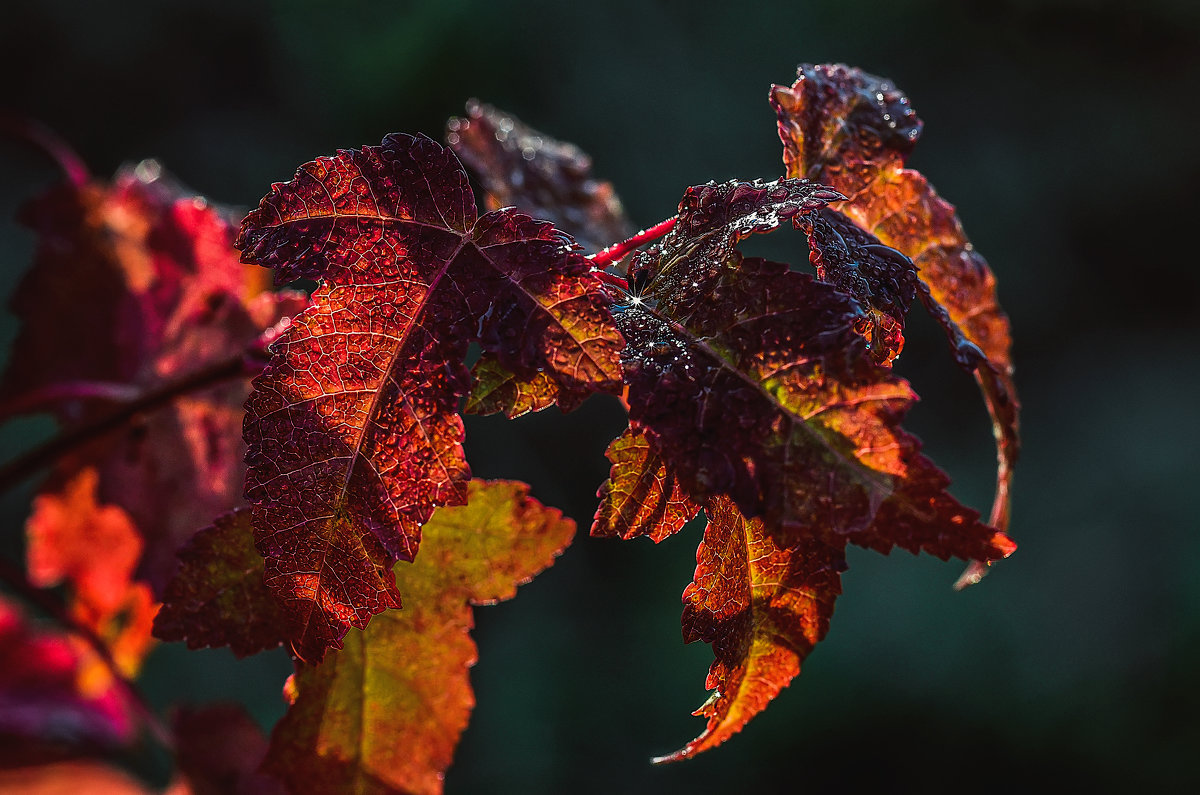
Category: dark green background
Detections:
[{"x1": 2, "y1": 0, "x2": 1198, "y2": 791}]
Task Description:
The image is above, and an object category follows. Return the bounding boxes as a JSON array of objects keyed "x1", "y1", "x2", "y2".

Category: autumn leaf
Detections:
[
  {"x1": 796, "y1": 207, "x2": 918, "y2": 366},
  {"x1": 1, "y1": 159, "x2": 306, "y2": 593},
  {"x1": 24, "y1": 467, "x2": 156, "y2": 679},
  {"x1": 772, "y1": 63, "x2": 1020, "y2": 543},
  {"x1": 446, "y1": 100, "x2": 632, "y2": 255},
  {"x1": 237, "y1": 132, "x2": 621, "y2": 661},
  {"x1": 152, "y1": 509, "x2": 287, "y2": 657},
  {"x1": 657, "y1": 496, "x2": 845, "y2": 762},
  {"x1": 263, "y1": 480, "x2": 574, "y2": 795},
  {"x1": 591, "y1": 425, "x2": 700, "y2": 543}
]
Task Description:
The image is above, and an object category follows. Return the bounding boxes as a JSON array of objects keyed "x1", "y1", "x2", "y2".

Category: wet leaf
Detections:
[
  {"x1": 237, "y1": 133, "x2": 621, "y2": 660},
  {"x1": 446, "y1": 101, "x2": 632, "y2": 254},
  {"x1": 772, "y1": 63, "x2": 1019, "y2": 538},
  {"x1": 796, "y1": 208, "x2": 917, "y2": 366},
  {"x1": 152, "y1": 509, "x2": 286, "y2": 657},
  {"x1": 263, "y1": 480, "x2": 574, "y2": 795}
]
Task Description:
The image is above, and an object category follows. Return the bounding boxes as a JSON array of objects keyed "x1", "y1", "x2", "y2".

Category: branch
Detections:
[{"x1": 0, "y1": 352, "x2": 259, "y2": 495}]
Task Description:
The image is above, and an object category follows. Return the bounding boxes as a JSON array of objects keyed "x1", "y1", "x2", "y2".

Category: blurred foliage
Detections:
[{"x1": 1, "y1": 0, "x2": 1198, "y2": 791}]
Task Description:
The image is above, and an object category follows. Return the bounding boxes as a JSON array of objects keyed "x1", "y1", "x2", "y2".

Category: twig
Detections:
[{"x1": 0, "y1": 352, "x2": 257, "y2": 495}]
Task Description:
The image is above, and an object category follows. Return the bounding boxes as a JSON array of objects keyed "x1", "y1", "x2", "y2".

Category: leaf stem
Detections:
[
  {"x1": 0, "y1": 352, "x2": 261, "y2": 495},
  {"x1": 0, "y1": 557, "x2": 174, "y2": 751},
  {"x1": 588, "y1": 216, "x2": 677, "y2": 269}
]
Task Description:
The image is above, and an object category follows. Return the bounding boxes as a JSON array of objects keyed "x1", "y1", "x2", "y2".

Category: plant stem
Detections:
[
  {"x1": 0, "y1": 381, "x2": 142, "y2": 425},
  {"x1": 588, "y1": 216, "x2": 677, "y2": 269},
  {"x1": 0, "y1": 116, "x2": 91, "y2": 188},
  {"x1": 0, "y1": 557, "x2": 174, "y2": 751},
  {"x1": 0, "y1": 353, "x2": 258, "y2": 495}
]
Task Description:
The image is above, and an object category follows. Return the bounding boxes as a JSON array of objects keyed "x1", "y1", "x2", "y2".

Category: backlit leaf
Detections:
[
  {"x1": 152, "y1": 509, "x2": 286, "y2": 657},
  {"x1": 772, "y1": 63, "x2": 1020, "y2": 538},
  {"x1": 591, "y1": 425, "x2": 700, "y2": 543},
  {"x1": 446, "y1": 101, "x2": 632, "y2": 255},
  {"x1": 656, "y1": 497, "x2": 844, "y2": 762},
  {"x1": 238, "y1": 133, "x2": 621, "y2": 660},
  {"x1": 263, "y1": 480, "x2": 574, "y2": 795}
]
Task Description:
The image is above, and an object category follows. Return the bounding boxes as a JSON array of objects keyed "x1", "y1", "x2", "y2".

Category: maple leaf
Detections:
[
  {"x1": 152, "y1": 508, "x2": 287, "y2": 657},
  {"x1": 772, "y1": 63, "x2": 1020, "y2": 543},
  {"x1": 596, "y1": 175, "x2": 1016, "y2": 759},
  {"x1": 263, "y1": 480, "x2": 574, "y2": 795},
  {"x1": 2, "y1": 159, "x2": 307, "y2": 593},
  {"x1": 237, "y1": 132, "x2": 621, "y2": 661},
  {"x1": 446, "y1": 100, "x2": 633, "y2": 255}
]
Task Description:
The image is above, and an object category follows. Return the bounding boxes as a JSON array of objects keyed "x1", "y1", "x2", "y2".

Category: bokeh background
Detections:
[{"x1": 1, "y1": 0, "x2": 1198, "y2": 791}]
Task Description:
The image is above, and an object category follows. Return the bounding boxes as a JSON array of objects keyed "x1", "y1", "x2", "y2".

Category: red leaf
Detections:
[
  {"x1": 263, "y1": 480, "x2": 574, "y2": 795},
  {"x1": 446, "y1": 101, "x2": 633, "y2": 255},
  {"x1": 658, "y1": 497, "x2": 845, "y2": 762},
  {"x1": 796, "y1": 208, "x2": 918, "y2": 366},
  {"x1": 152, "y1": 509, "x2": 286, "y2": 657},
  {"x1": 591, "y1": 425, "x2": 700, "y2": 543},
  {"x1": 237, "y1": 133, "x2": 622, "y2": 661},
  {"x1": 619, "y1": 255, "x2": 914, "y2": 540},
  {"x1": 0, "y1": 596, "x2": 136, "y2": 747},
  {"x1": 772, "y1": 64, "x2": 1020, "y2": 541},
  {"x1": 24, "y1": 467, "x2": 157, "y2": 678}
]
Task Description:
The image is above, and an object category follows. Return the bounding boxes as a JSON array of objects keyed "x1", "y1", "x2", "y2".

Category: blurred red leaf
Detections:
[
  {"x1": 0, "y1": 596, "x2": 135, "y2": 748},
  {"x1": 24, "y1": 467, "x2": 156, "y2": 679},
  {"x1": 237, "y1": 133, "x2": 621, "y2": 661},
  {"x1": 263, "y1": 480, "x2": 573, "y2": 795},
  {"x1": 172, "y1": 704, "x2": 285, "y2": 795},
  {"x1": 1, "y1": 160, "x2": 306, "y2": 593}
]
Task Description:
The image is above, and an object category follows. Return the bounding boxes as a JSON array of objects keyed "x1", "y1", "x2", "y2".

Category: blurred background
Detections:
[{"x1": 1, "y1": 0, "x2": 1197, "y2": 791}]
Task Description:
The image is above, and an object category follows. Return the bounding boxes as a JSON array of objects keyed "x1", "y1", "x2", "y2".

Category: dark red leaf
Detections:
[
  {"x1": 152, "y1": 509, "x2": 286, "y2": 657},
  {"x1": 237, "y1": 133, "x2": 622, "y2": 660},
  {"x1": 446, "y1": 101, "x2": 633, "y2": 254},
  {"x1": 173, "y1": 704, "x2": 286, "y2": 795},
  {"x1": 796, "y1": 208, "x2": 918, "y2": 366},
  {"x1": 773, "y1": 63, "x2": 1019, "y2": 542}
]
